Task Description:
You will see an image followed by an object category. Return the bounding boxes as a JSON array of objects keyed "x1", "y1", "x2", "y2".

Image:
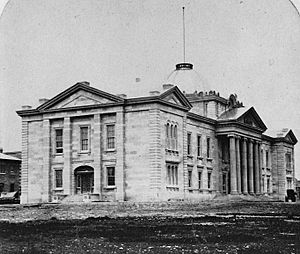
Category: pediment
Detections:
[
  {"x1": 51, "y1": 91, "x2": 114, "y2": 109},
  {"x1": 237, "y1": 107, "x2": 267, "y2": 131},
  {"x1": 159, "y1": 86, "x2": 192, "y2": 109},
  {"x1": 284, "y1": 130, "x2": 298, "y2": 144},
  {"x1": 38, "y1": 82, "x2": 124, "y2": 111}
]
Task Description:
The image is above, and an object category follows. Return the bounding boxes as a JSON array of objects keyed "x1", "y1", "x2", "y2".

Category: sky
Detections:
[{"x1": 0, "y1": 0, "x2": 300, "y2": 177}]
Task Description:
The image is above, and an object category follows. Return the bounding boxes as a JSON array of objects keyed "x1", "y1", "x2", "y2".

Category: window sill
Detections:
[
  {"x1": 104, "y1": 186, "x2": 116, "y2": 190},
  {"x1": 0, "y1": 173, "x2": 6, "y2": 175},
  {"x1": 166, "y1": 185, "x2": 179, "y2": 189},
  {"x1": 187, "y1": 155, "x2": 193, "y2": 159},
  {"x1": 207, "y1": 158, "x2": 213, "y2": 162},
  {"x1": 105, "y1": 149, "x2": 116, "y2": 153},
  {"x1": 53, "y1": 153, "x2": 63, "y2": 157},
  {"x1": 79, "y1": 151, "x2": 90, "y2": 155},
  {"x1": 53, "y1": 188, "x2": 63, "y2": 191},
  {"x1": 197, "y1": 156, "x2": 203, "y2": 160}
]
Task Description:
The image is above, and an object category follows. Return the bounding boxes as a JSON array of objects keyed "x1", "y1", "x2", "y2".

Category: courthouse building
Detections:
[{"x1": 17, "y1": 63, "x2": 297, "y2": 204}]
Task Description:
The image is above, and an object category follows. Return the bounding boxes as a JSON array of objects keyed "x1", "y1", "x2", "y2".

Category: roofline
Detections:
[
  {"x1": 187, "y1": 95, "x2": 228, "y2": 104},
  {"x1": 187, "y1": 112, "x2": 217, "y2": 125},
  {"x1": 17, "y1": 95, "x2": 191, "y2": 117},
  {"x1": 217, "y1": 120, "x2": 266, "y2": 134}
]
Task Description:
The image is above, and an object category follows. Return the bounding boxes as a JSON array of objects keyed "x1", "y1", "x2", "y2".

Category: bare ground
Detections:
[{"x1": 0, "y1": 199, "x2": 299, "y2": 253}]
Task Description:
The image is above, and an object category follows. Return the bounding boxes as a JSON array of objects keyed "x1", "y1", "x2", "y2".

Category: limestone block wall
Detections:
[
  {"x1": 27, "y1": 120, "x2": 44, "y2": 203},
  {"x1": 124, "y1": 108, "x2": 151, "y2": 201},
  {"x1": 159, "y1": 107, "x2": 185, "y2": 201},
  {"x1": 185, "y1": 118, "x2": 217, "y2": 200}
]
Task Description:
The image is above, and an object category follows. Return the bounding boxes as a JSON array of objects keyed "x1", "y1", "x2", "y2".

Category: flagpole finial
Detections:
[{"x1": 182, "y1": 6, "x2": 186, "y2": 63}]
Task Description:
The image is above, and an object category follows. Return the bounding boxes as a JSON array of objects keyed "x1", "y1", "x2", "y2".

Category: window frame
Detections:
[
  {"x1": 207, "y1": 170, "x2": 212, "y2": 190},
  {"x1": 80, "y1": 125, "x2": 90, "y2": 152},
  {"x1": 188, "y1": 167, "x2": 193, "y2": 188},
  {"x1": 206, "y1": 137, "x2": 211, "y2": 158},
  {"x1": 106, "y1": 166, "x2": 116, "y2": 187},
  {"x1": 166, "y1": 163, "x2": 178, "y2": 187},
  {"x1": 198, "y1": 170, "x2": 202, "y2": 190},
  {"x1": 187, "y1": 132, "x2": 192, "y2": 156},
  {"x1": 54, "y1": 128, "x2": 63, "y2": 154},
  {"x1": 54, "y1": 169, "x2": 63, "y2": 189},
  {"x1": 106, "y1": 124, "x2": 116, "y2": 151},
  {"x1": 197, "y1": 134, "x2": 202, "y2": 157}
]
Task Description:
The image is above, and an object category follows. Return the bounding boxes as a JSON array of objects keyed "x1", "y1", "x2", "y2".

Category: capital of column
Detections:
[{"x1": 227, "y1": 134, "x2": 236, "y2": 139}]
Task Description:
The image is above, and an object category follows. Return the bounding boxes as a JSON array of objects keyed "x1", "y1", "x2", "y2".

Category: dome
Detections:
[{"x1": 165, "y1": 63, "x2": 209, "y2": 93}]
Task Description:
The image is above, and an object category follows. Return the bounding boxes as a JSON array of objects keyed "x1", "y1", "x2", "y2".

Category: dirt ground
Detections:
[{"x1": 0, "y1": 200, "x2": 299, "y2": 253}]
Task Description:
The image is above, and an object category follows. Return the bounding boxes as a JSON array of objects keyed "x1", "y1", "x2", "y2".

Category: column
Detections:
[
  {"x1": 262, "y1": 149, "x2": 267, "y2": 194},
  {"x1": 236, "y1": 136, "x2": 241, "y2": 194},
  {"x1": 115, "y1": 110, "x2": 125, "y2": 201},
  {"x1": 242, "y1": 138, "x2": 248, "y2": 194},
  {"x1": 42, "y1": 119, "x2": 51, "y2": 202},
  {"x1": 254, "y1": 141, "x2": 260, "y2": 194},
  {"x1": 93, "y1": 114, "x2": 101, "y2": 194},
  {"x1": 258, "y1": 142, "x2": 262, "y2": 194},
  {"x1": 63, "y1": 117, "x2": 72, "y2": 195},
  {"x1": 229, "y1": 134, "x2": 238, "y2": 194},
  {"x1": 248, "y1": 139, "x2": 254, "y2": 195}
]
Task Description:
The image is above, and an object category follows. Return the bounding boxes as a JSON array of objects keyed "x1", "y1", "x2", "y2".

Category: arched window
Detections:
[{"x1": 174, "y1": 125, "x2": 178, "y2": 150}]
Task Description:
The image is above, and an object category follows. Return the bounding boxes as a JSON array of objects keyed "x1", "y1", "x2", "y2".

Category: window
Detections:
[
  {"x1": 262, "y1": 176, "x2": 265, "y2": 192},
  {"x1": 107, "y1": 125, "x2": 115, "y2": 150},
  {"x1": 0, "y1": 166, "x2": 5, "y2": 174},
  {"x1": 266, "y1": 150, "x2": 269, "y2": 168},
  {"x1": 198, "y1": 171, "x2": 202, "y2": 189},
  {"x1": 197, "y1": 135, "x2": 202, "y2": 157},
  {"x1": 10, "y1": 183, "x2": 14, "y2": 192},
  {"x1": 80, "y1": 127, "x2": 89, "y2": 151},
  {"x1": 55, "y1": 169, "x2": 63, "y2": 188},
  {"x1": 188, "y1": 167, "x2": 193, "y2": 188},
  {"x1": 287, "y1": 178, "x2": 292, "y2": 189},
  {"x1": 187, "y1": 133, "x2": 192, "y2": 155},
  {"x1": 267, "y1": 176, "x2": 270, "y2": 193},
  {"x1": 207, "y1": 137, "x2": 211, "y2": 158},
  {"x1": 207, "y1": 171, "x2": 212, "y2": 189},
  {"x1": 55, "y1": 129, "x2": 63, "y2": 153},
  {"x1": 167, "y1": 164, "x2": 178, "y2": 186},
  {"x1": 166, "y1": 123, "x2": 178, "y2": 151},
  {"x1": 0, "y1": 183, "x2": 4, "y2": 193},
  {"x1": 286, "y1": 153, "x2": 291, "y2": 169},
  {"x1": 107, "y1": 167, "x2": 115, "y2": 186}
]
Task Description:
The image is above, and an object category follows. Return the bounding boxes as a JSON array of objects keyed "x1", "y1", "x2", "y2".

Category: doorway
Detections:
[{"x1": 75, "y1": 166, "x2": 94, "y2": 194}]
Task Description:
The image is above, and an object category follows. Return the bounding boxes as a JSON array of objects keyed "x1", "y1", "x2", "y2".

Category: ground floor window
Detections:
[
  {"x1": 287, "y1": 177, "x2": 292, "y2": 189},
  {"x1": 222, "y1": 173, "x2": 227, "y2": 193},
  {"x1": 10, "y1": 183, "x2": 15, "y2": 192},
  {"x1": 167, "y1": 164, "x2": 178, "y2": 186},
  {"x1": 0, "y1": 183, "x2": 4, "y2": 193},
  {"x1": 267, "y1": 176, "x2": 270, "y2": 193},
  {"x1": 107, "y1": 166, "x2": 115, "y2": 186},
  {"x1": 207, "y1": 171, "x2": 212, "y2": 190},
  {"x1": 198, "y1": 171, "x2": 202, "y2": 189},
  {"x1": 55, "y1": 169, "x2": 63, "y2": 188}
]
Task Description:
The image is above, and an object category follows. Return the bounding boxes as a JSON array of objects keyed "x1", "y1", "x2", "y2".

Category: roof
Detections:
[
  {"x1": 217, "y1": 107, "x2": 250, "y2": 121},
  {"x1": 264, "y1": 128, "x2": 298, "y2": 144},
  {"x1": 0, "y1": 153, "x2": 21, "y2": 161}
]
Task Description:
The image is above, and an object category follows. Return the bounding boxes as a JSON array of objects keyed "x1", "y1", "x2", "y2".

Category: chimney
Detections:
[
  {"x1": 22, "y1": 105, "x2": 32, "y2": 110},
  {"x1": 38, "y1": 98, "x2": 49, "y2": 105},
  {"x1": 162, "y1": 84, "x2": 174, "y2": 90},
  {"x1": 149, "y1": 91, "x2": 160, "y2": 96},
  {"x1": 117, "y1": 94, "x2": 127, "y2": 99}
]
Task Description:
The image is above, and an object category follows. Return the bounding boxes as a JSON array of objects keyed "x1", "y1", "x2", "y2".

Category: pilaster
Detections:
[
  {"x1": 20, "y1": 120, "x2": 29, "y2": 204},
  {"x1": 93, "y1": 114, "x2": 101, "y2": 194},
  {"x1": 63, "y1": 117, "x2": 72, "y2": 195},
  {"x1": 41, "y1": 119, "x2": 51, "y2": 202},
  {"x1": 115, "y1": 110, "x2": 125, "y2": 201}
]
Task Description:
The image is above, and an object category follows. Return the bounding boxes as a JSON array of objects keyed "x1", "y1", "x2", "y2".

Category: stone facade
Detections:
[{"x1": 17, "y1": 82, "x2": 297, "y2": 203}]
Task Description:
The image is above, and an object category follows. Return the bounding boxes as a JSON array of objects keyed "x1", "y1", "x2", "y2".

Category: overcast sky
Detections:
[{"x1": 1, "y1": 0, "x2": 300, "y2": 177}]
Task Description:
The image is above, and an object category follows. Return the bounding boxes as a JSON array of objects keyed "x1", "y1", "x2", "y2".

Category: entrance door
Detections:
[{"x1": 75, "y1": 166, "x2": 94, "y2": 194}]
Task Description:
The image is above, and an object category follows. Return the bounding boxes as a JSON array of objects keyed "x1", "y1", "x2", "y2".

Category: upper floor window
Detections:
[
  {"x1": 107, "y1": 125, "x2": 115, "y2": 150},
  {"x1": 55, "y1": 129, "x2": 63, "y2": 153},
  {"x1": 286, "y1": 153, "x2": 292, "y2": 169},
  {"x1": 166, "y1": 122, "x2": 178, "y2": 151},
  {"x1": 80, "y1": 126, "x2": 89, "y2": 151},
  {"x1": 197, "y1": 135, "x2": 202, "y2": 157},
  {"x1": 266, "y1": 150, "x2": 269, "y2": 168},
  {"x1": 204, "y1": 102, "x2": 208, "y2": 116},
  {"x1": 167, "y1": 163, "x2": 178, "y2": 186},
  {"x1": 107, "y1": 166, "x2": 115, "y2": 186},
  {"x1": 187, "y1": 132, "x2": 192, "y2": 155},
  {"x1": 207, "y1": 137, "x2": 211, "y2": 158},
  {"x1": 55, "y1": 169, "x2": 63, "y2": 188}
]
